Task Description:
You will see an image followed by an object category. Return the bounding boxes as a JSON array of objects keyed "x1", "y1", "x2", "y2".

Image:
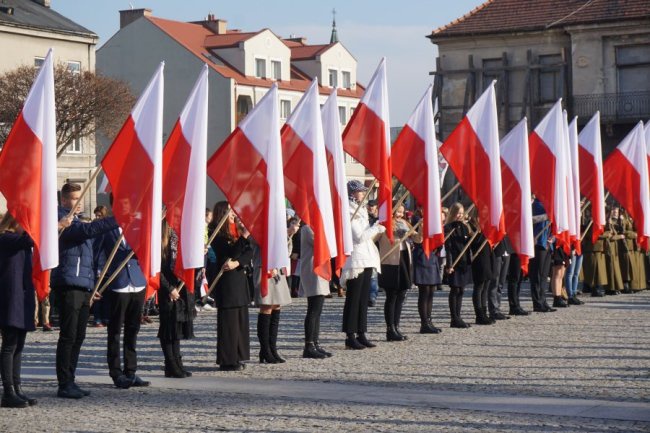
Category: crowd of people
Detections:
[{"x1": 0, "y1": 180, "x2": 646, "y2": 408}]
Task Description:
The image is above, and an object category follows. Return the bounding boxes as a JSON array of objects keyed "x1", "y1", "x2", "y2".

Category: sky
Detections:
[{"x1": 53, "y1": 0, "x2": 485, "y2": 126}]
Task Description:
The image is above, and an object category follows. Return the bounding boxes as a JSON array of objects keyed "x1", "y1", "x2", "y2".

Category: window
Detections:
[
  {"x1": 538, "y1": 54, "x2": 562, "y2": 103},
  {"x1": 338, "y1": 106, "x2": 347, "y2": 125},
  {"x1": 617, "y1": 45, "x2": 650, "y2": 93},
  {"x1": 34, "y1": 57, "x2": 44, "y2": 69},
  {"x1": 328, "y1": 69, "x2": 338, "y2": 88},
  {"x1": 271, "y1": 60, "x2": 281, "y2": 80},
  {"x1": 67, "y1": 61, "x2": 81, "y2": 75},
  {"x1": 67, "y1": 137, "x2": 82, "y2": 154},
  {"x1": 280, "y1": 99, "x2": 291, "y2": 119},
  {"x1": 482, "y1": 58, "x2": 501, "y2": 91},
  {"x1": 341, "y1": 71, "x2": 351, "y2": 89},
  {"x1": 255, "y1": 58, "x2": 266, "y2": 78}
]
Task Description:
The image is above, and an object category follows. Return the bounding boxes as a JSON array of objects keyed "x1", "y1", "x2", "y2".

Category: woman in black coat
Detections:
[
  {"x1": 0, "y1": 214, "x2": 37, "y2": 408},
  {"x1": 469, "y1": 213, "x2": 496, "y2": 325},
  {"x1": 209, "y1": 202, "x2": 253, "y2": 372},
  {"x1": 158, "y1": 221, "x2": 195, "y2": 378},
  {"x1": 443, "y1": 203, "x2": 473, "y2": 329},
  {"x1": 412, "y1": 211, "x2": 443, "y2": 334}
]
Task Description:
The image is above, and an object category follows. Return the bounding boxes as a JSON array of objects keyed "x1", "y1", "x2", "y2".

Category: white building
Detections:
[
  {"x1": 0, "y1": 0, "x2": 99, "y2": 213},
  {"x1": 97, "y1": 9, "x2": 368, "y2": 206}
]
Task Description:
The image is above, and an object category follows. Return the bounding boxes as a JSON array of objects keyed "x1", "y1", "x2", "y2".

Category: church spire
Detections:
[{"x1": 330, "y1": 8, "x2": 339, "y2": 43}]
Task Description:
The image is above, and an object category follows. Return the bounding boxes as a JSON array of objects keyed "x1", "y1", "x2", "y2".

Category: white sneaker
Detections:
[
  {"x1": 195, "y1": 305, "x2": 202, "y2": 313},
  {"x1": 202, "y1": 304, "x2": 215, "y2": 311}
]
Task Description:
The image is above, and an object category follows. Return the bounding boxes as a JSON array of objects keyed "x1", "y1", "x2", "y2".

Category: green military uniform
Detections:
[
  {"x1": 617, "y1": 217, "x2": 633, "y2": 289},
  {"x1": 604, "y1": 220, "x2": 624, "y2": 293},
  {"x1": 581, "y1": 225, "x2": 608, "y2": 289},
  {"x1": 623, "y1": 217, "x2": 647, "y2": 292}
]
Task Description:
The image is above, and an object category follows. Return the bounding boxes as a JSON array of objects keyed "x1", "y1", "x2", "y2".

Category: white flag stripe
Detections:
[
  {"x1": 578, "y1": 112, "x2": 606, "y2": 227},
  {"x1": 360, "y1": 57, "x2": 391, "y2": 156},
  {"x1": 179, "y1": 65, "x2": 209, "y2": 269},
  {"x1": 568, "y1": 116, "x2": 581, "y2": 241},
  {"x1": 563, "y1": 110, "x2": 578, "y2": 240}
]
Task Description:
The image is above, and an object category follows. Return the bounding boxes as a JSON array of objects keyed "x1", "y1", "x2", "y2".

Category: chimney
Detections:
[
  {"x1": 32, "y1": 0, "x2": 51, "y2": 7},
  {"x1": 119, "y1": 8, "x2": 153, "y2": 29},
  {"x1": 285, "y1": 36, "x2": 307, "y2": 45},
  {"x1": 196, "y1": 14, "x2": 227, "y2": 34}
]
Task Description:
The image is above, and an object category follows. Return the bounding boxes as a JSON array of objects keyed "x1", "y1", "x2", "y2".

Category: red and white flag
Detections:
[
  {"x1": 578, "y1": 112, "x2": 606, "y2": 244},
  {"x1": 342, "y1": 57, "x2": 393, "y2": 239},
  {"x1": 281, "y1": 79, "x2": 337, "y2": 280},
  {"x1": 0, "y1": 49, "x2": 58, "y2": 301},
  {"x1": 322, "y1": 90, "x2": 352, "y2": 276},
  {"x1": 163, "y1": 65, "x2": 208, "y2": 293},
  {"x1": 439, "y1": 81, "x2": 505, "y2": 246},
  {"x1": 499, "y1": 119, "x2": 534, "y2": 274},
  {"x1": 207, "y1": 84, "x2": 289, "y2": 297},
  {"x1": 529, "y1": 99, "x2": 570, "y2": 248},
  {"x1": 102, "y1": 62, "x2": 164, "y2": 295},
  {"x1": 561, "y1": 110, "x2": 578, "y2": 254},
  {"x1": 603, "y1": 121, "x2": 650, "y2": 250},
  {"x1": 567, "y1": 116, "x2": 582, "y2": 254},
  {"x1": 392, "y1": 85, "x2": 444, "y2": 255}
]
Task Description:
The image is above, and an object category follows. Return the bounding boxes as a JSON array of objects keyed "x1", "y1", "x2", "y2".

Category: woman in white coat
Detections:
[
  {"x1": 299, "y1": 225, "x2": 332, "y2": 359},
  {"x1": 341, "y1": 180, "x2": 385, "y2": 350}
]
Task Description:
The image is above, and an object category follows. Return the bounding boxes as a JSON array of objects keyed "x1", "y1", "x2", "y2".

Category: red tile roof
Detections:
[
  {"x1": 147, "y1": 16, "x2": 364, "y2": 98},
  {"x1": 289, "y1": 43, "x2": 333, "y2": 60},
  {"x1": 430, "y1": 0, "x2": 650, "y2": 39}
]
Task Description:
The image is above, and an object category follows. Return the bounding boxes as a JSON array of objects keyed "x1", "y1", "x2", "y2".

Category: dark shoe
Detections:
[
  {"x1": 258, "y1": 313, "x2": 278, "y2": 364},
  {"x1": 475, "y1": 310, "x2": 492, "y2": 325},
  {"x1": 543, "y1": 303, "x2": 557, "y2": 312},
  {"x1": 357, "y1": 333, "x2": 376, "y2": 348},
  {"x1": 164, "y1": 359, "x2": 186, "y2": 378},
  {"x1": 420, "y1": 322, "x2": 440, "y2": 334},
  {"x1": 314, "y1": 341, "x2": 332, "y2": 357},
  {"x1": 368, "y1": 299, "x2": 376, "y2": 307},
  {"x1": 394, "y1": 326, "x2": 408, "y2": 340},
  {"x1": 344, "y1": 335, "x2": 365, "y2": 350},
  {"x1": 509, "y1": 307, "x2": 529, "y2": 316},
  {"x1": 450, "y1": 318, "x2": 470, "y2": 328},
  {"x1": 568, "y1": 296, "x2": 584, "y2": 306},
  {"x1": 386, "y1": 325, "x2": 404, "y2": 341},
  {"x1": 1, "y1": 390, "x2": 29, "y2": 408},
  {"x1": 14, "y1": 385, "x2": 37, "y2": 405},
  {"x1": 219, "y1": 364, "x2": 245, "y2": 371},
  {"x1": 591, "y1": 286, "x2": 606, "y2": 297},
  {"x1": 58, "y1": 382, "x2": 85, "y2": 397},
  {"x1": 606, "y1": 290, "x2": 621, "y2": 296},
  {"x1": 303, "y1": 342, "x2": 326, "y2": 359},
  {"x1": 492, "y1": 311, "x2": 510, "y2": 320},
  {"x1": 582, "y1": 284, "x2": 592, "y2": 293},
  {"x1": 71, "y1": 382, "x2": 90, "y2": 397},
  {"x1": 128, "y1": 375, "x2": 150, "y2": 387},
  {"x1": 553, "y1": 296, "x2": 568, "y2": 308},
  {"x1": 269, "y1": 310, "x2": 286, "y2": 363}
]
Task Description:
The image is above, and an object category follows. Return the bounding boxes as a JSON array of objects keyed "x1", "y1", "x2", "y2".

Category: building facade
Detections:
[
  {"x1": 97, "y1": 9, "x2": 367, "y2": 206},
  {"x1": 428, "y1": 0, "x2": 650, "y2": 155},
  {"x1": 0, "y1": 0, "x2": 99, "y2": 213}
]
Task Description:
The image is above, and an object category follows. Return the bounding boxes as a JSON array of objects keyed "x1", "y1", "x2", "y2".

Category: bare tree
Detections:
[{"x1": 0, "y1": 63, "x2": 135, "y2": 157}]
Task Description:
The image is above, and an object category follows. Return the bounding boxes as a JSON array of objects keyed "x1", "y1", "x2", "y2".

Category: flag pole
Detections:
[
  {"x1": 392, "y1": 188, "x2": 410, "y2": 214},
  {"x1": 449, "y1": 229, "x2": 480, "y2": 270},
  {"x1": 89, "y1": 232, "x2": 124, "y2": 307},
  {"x1": 350, "y1": 178, "x2": 377, "y2": 221},
  {"x1": 93, "y1": 250, "x2": 135, "y2": 302},
  {"x1": 441, "y1": 182, "x2": 460, "y2": 203},
  {"x1": 58, "y1": 165, "x2": 104, "y2": 236},
  {"x1": 201, "y1": 260, "x2": 229, "y2": 303},
  {"x1": 380, "y1": 220, "x2": 422, "y2": 262}
]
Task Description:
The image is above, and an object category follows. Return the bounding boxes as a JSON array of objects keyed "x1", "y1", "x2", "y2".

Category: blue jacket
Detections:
[
  {"x1": 532, "y1": 199, "x2": 551, "y2": 250},
  {"x1": 50, "y1": 207, "x2": 119, "y2": 291},
  {"x1": 95, "y1": 227, "x2": 146, "y2": 291},
  {"x1": 0, "y1": 232, "x2": 36, "y2": 331}
]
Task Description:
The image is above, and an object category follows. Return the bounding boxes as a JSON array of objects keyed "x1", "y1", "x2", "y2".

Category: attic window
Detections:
[
  {"x1": 271, "y1": 60, "x2": 281, "y2": 80},
  {"x1": 255, "y1": 58, "x2": 266, "y2": 79},
  {"x1": 328, "y1": 69, "x2": 338, "y2": 88}
]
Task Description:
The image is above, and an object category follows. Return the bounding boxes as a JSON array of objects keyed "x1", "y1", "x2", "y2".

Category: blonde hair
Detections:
[
  {"x1": 0, "y1": 213, "x2": 20, "y2": 233},
  {"x1": 445, "y1": 203, "x2": 464, "y2": 225}
]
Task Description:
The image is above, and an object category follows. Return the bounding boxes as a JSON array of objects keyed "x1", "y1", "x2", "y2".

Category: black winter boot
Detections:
[
  {"x1": 2, "y1": 384, "x2": 28, "y2": 408},
  {"x1": 386, "y1": 325, "x2": 403, "y2": 341},
  {"x1": 303, "y1": 342, "x2": 326, "y2": 359},
  {"x1": 269, "y1": 310, "x2": 286, "y2": 363},
  {"x1": 14, "y1": 384, "x2": 36, "y2": 406},
  {"x1": 257, "y1": 313, "x2": 278, "y2": 364}
]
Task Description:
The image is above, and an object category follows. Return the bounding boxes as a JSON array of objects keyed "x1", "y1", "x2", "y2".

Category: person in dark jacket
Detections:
[
  {"x1": 158, "y1": 221, "x2": 195, "y2": 378},
  {"x1": 487, "y1": 236, "x2": 512, "y2": 321},
  {"x1": 0, "y1": 213, "x2": 71, "y2": 407},
  {"x1": 444, "y1": 203, "x2": 473, "y2": 329},
  {"x1": 469, "y1": 213, "x2": 496, "y2": 325},
  {"x1": 51, "y1": 183, "x2": 118, "y2": 399},
  {"x1": 209, "y1": 201, "x2": 253, "y2": 371},
  {"x1": 529, "y1": 198, "x2": 556, "y2": 312}
]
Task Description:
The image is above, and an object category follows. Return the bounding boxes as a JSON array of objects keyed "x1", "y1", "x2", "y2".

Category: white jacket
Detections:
[{"x1": 341, "y1": 199, "x2": 385, "y2": 287}]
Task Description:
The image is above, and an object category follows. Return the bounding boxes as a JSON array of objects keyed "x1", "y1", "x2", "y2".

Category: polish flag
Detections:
[
  {"x1": 499, "y1": 119, "x2": 534, "y2": 274},
  {"x1": 529, "y1": 99, "x2": 570, "y2": 248},
  {"x1": 439, "y1": 81, "x2": 505, "y2": 246},
  {"x1": 102, "y1": 63, "x2": 164, "y2": 295},
  {"x1": 561, "y1": 110, "x2": 578, "y2": 254},
  {"x1": 322, "y1": 90, "x2": 352, "y2": 276},
  {"x1": 163, "y1": 65, "x2": 209, "y2": 293},
  {"x1": 603, "y1": 121, "x2": 650, "y2": 250},
  {"x1": 392, "y1": 85, "x2": 444, "y2": 255},
  {"x1": 281, "y1": 79, "x2": 337, "y2": 280},
  {"x1": 0, "y1": 49, "x2": 58, "y2": 301},
  {"x1": 342, "y1": 57, "x2": 393, "y2": 240},
  {"x1": 567, "y1": 116, "x2": 582, "y2": 254},
  {"x1": 578, "y1": 112, "x2": 605, "y2": 244},
  {"x1": 207, "y1": 84, "x2": 289, "y2": 296}
]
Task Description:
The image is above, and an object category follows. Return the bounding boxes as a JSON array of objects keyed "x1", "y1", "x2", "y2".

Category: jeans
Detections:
[
  {"x1": 369, "y1": 269, "x2": 379, "y2": 302},
  {"x1": 565, "y1": 254, "x2": 584, "y2": 298}
]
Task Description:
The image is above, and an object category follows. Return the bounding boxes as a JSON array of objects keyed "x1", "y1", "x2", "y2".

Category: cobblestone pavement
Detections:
[{"x1": 4, "y1": 286, "x2": 650, "y2": 432}]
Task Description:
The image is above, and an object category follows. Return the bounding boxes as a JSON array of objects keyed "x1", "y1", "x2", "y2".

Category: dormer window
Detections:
[
  {"x1": 271, "y1": 60, "x2": 281, "y2": 80},
  {"x1": 328, "y1": 68, "x2": 338, "y2": 88},
  {"x1": 255, "y1": 58, "x2": 266, "y2": 78}
]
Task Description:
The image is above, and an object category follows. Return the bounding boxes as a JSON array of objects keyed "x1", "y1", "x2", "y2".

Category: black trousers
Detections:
[
  {"x1": 54, "y1": 288, "x2": 91, "y2": 387},
  {"x1": 304, "y1": 295, "x2": 325, "y2": 343},
  {"x1": 507, "y1": 254, "x2": 523, "y2": 309},
  {"x1": 529, "y1": 246, "x2": 551, "y2": 309},
  {"x1": 472, "y1": 280, "x2": 489, "y2": 315},
  {"x1": 341, "y1": 268, "x2": 372, "y2": 334},
  {"x1": 488, "y1": 255, "x2": 510, "y2": 314},
  {"x1": 384, "y1": 289, "x2": 407, "y2": 327},
  {"x1": 1, "y1": 327, "x2": 26, "y2": 389},
  {"x1": 217, "y1": 306, "x2": 250, "y2": 366},
  {"x1": 107, "y1": 290, "x2": 145, "y2": 379}
]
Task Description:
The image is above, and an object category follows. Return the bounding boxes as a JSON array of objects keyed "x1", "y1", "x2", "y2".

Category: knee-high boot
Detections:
[
  {"x1": 258, "y1": 313, "x2": 277, "y2": 364},
  {"x1": 269, "y1": 310, "x2": 286, "y2": 363}
]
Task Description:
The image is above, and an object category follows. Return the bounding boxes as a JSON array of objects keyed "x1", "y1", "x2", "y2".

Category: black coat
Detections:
[
  {"x1": 0, "y1": 232, "x2": 36, "y2": 331},
  {"x1": 444, "y1": 221, "x2": 473, "y2": 287},
  {"x1": 210, "y1": 234, "x2": 253, "y2": 308},
  {"x1": 470, "y1": 232, "x2": 496, "y2": 285}
]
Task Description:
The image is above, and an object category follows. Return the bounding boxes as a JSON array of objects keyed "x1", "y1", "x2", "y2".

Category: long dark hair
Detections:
[{"x1": 209, "y1": 201, "x2": 233, "y2": 241}]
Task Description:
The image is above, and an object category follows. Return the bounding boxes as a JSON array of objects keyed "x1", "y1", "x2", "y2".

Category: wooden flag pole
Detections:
[
  {"x1": 441, "y1": 182, "x2": 460, "y2": 203},
  {"x1": 580, "y1": 220, "x2": 594, "y2": 242},
  {"x1": 380, "y1": 220, "x2": 422, "y2": 262},
  {"x1": 93, "y1": 250, "x2": 135, "y2": 302},
  {"x1": 201, "y1": 260, "x2": 230, "y2": 303},
  {"x1": 58, "y1": 165, "x2": 104, "y2": 236},
  {"x1": 350, "y1": 178, "x2": 377, "y2": 221},
  {"x1": 449, "y1": 229, "x2": 480, "y2": 270},
  {"x1": 89, "y1": 232, "x2": 124, "y2": 307}
]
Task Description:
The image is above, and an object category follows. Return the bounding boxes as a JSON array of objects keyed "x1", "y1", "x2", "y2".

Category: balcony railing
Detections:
[{"x1": 573, "y1": 91, "x2": 650, "y2": 122}]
